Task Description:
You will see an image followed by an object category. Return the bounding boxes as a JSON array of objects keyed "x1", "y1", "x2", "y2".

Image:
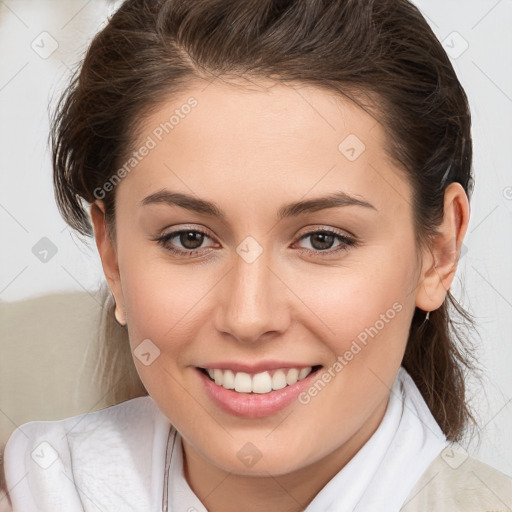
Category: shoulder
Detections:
[
  {"x1": 3, "y1": 396, "x2": 169, "y2": 511},
  {"x1": 401, "y1": 447, "x2": 512, "y2": 512}
]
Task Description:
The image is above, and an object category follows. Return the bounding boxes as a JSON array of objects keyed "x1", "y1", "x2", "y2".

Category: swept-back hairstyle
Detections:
[{"x1": 52, "y1": 0, "x2": 479, "y2": 441}]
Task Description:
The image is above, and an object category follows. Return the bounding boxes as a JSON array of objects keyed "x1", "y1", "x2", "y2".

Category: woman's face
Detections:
[{"x1": 93, "y1": 79, "x2": 440, "y2": 477}]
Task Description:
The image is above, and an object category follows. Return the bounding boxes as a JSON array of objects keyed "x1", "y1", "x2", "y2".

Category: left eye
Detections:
[{"x1": 296, "y1": 230, "x2": 356, "y2": 253}]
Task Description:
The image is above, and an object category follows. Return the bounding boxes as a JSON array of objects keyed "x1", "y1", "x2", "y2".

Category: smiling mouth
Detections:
[{"x1": 198, "y1": 365, "x2": 323, "y2": 394}]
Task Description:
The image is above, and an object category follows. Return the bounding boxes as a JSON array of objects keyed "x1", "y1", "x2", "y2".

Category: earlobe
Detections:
[
  {"x1": 415, "y1": 182, "x2": 470, "y2": 312},
  {"x1": 90, "y1": 200, "x2": 126, "y2": 321}
]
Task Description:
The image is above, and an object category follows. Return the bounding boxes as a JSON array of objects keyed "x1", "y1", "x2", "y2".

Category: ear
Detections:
[
  {"x1": 90, "y1": 200, "x2": 126, "y2": 324},
  {"x1": 415, "y1": 182, "x2": 470, "y2": 312}
]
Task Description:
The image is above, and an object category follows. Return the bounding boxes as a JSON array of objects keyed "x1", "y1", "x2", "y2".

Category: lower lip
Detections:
[{"x1": 196, "y1": 367, "x2": 322, "y2": 418}]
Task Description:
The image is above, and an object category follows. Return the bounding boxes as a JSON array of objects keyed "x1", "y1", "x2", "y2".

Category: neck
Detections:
[{"x1": 181, "y1": 397, "x2": 388, "y2": 512}]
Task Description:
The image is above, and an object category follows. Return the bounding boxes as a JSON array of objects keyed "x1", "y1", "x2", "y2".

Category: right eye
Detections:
[{"x1": 154, "y1": 228, "x2": 219, "y2": 257}]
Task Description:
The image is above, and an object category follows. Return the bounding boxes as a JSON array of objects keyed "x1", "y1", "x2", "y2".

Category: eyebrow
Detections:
[{"x1": 140, "y1": 189, "x2": 377, "y2": 220}]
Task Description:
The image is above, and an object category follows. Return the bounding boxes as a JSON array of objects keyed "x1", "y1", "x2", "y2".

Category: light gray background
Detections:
[{"x1": 1, "y1": 0, "x2": 511, "y2": 475}]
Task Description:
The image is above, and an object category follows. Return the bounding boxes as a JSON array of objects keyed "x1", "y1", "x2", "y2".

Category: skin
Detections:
[{"x1": 90, "y1": 78, "x2": 469, "y2": 512}]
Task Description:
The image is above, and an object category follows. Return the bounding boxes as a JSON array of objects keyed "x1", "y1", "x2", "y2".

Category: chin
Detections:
[{"x1": 199, "y1": 439, "x2": 312, "y2": 477}]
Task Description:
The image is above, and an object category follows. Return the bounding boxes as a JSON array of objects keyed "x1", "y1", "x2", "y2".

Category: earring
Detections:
[{"x1": 422, "y1": 310, "x2": 430, "y2": 324}]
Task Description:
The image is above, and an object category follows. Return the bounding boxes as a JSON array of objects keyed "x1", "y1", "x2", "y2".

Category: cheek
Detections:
[
  {"x1": 286, "y1": 251, "x2": 416, "y2": 445},
  {"x1": 116, "y1": 243, "x2": 222, "y2": 371},
  {"x1": 289, "y1": 242, "x2": 417, "y2": 369},
  {"x1": 116, "y1": 249, "x2": 205, "y2": 412}
]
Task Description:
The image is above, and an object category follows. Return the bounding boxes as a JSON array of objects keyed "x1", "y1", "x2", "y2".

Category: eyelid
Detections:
[
  {"x1": 295, "y1": 224, "x2": 356, "y2": 240},
  {"x1": 157, "y1": 224, "x2": 216, "y2": 242}
]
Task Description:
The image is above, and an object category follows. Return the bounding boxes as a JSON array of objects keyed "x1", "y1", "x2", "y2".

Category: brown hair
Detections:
[{"x1": 52, "y1": 0, "x2": 480, "y2": 442}]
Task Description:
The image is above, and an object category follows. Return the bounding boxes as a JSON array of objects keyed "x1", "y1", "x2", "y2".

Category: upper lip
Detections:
[{"x1": 197, "y1": 361, "x2": 321, "y2": 374}]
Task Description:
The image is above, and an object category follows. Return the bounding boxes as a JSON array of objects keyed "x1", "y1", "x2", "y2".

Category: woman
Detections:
[{"x1": 3, "y1": 0, "x2": 512, "y2": 510}]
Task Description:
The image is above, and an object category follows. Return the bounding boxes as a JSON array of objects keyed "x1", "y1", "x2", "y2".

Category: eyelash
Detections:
[{"x1": 154, "y1": 227, "x2": 358, "y2": 259}]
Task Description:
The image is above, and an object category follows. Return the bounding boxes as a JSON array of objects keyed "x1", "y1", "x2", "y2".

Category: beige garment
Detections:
[{"x1": 401, "y1": 451, "x2": 512, "y2": 512}]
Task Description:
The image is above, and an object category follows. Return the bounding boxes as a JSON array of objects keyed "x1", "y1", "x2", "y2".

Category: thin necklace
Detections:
[{"x1": 162, "y1": 424, "x2": 175, "y2": 511}]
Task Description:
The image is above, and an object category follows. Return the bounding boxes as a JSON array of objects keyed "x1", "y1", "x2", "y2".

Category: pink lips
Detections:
[{"x1": 196, "y1": 366, "x2": 321, "y2": 418}]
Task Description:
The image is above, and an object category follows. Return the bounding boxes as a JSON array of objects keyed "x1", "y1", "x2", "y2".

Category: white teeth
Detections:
[
  {"x1": 204, "y1": 366, "x2": 315, "y2": 394},
  {"x1": 222, "y1": 369, "x2": 235, "y2": 390},
  {"x1": 234, "y1": 372, "x2": 252, "y2": 393},
  {"x1": 286, "y1": 368, "x2": 299, "y2": 385},
  {"x1": 214, "y1": 369, "x2": 223, "y2": 386},
  {"x1": 271, "y1": 370, "x2": 287, "y2": 390},
  {"x1": 252, "y1": 372, "x2": 272, "y2": 393},
  {"x1": 298, "y1": 367, "x2": 312, "y2": 380}
]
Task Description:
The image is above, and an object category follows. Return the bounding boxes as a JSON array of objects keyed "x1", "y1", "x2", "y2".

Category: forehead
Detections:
[{"x1": 116, "y1": 78, "x2": 411, "y2": 217}]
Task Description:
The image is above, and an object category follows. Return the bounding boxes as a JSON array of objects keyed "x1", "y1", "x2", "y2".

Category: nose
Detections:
[{"x1": 214, "y1": 248, "x2": 290, "y2": 344}]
